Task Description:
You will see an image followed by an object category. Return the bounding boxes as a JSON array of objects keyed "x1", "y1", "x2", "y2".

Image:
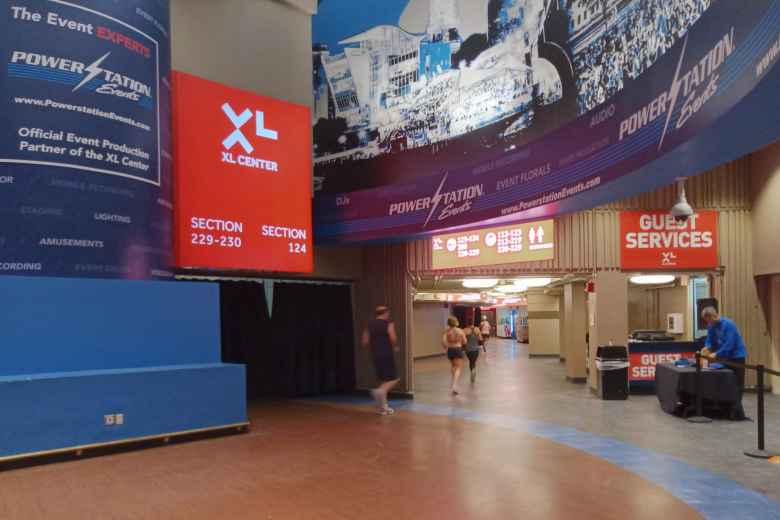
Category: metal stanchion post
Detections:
[
  {"x1": 745, "y1": 365, "x2": 778, "y2": 459},
  {"x1": 688, "y1": 352, "x2": 713, "y2": 423}
]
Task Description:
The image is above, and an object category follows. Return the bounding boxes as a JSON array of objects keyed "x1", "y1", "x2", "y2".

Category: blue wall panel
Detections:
[
  {"x1": 0, "y1": 364, "x2": 247, "y2": 458},
  {"x1": 0, "y1": 277, "x2": 220, "y2": 376}
]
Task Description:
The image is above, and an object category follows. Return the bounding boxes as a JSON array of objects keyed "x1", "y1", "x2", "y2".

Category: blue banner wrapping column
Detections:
[{"x1": 0, "y1": 0, "x2": 172, "y2": 278}]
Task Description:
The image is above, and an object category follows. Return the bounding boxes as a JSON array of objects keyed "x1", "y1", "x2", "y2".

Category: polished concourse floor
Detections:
[
  {"x1": 0, "y1": 340, "x2": 777, "y2": 519},
  {"x1": 0, "y1": 403, "x2": 699, "y2": 519}
]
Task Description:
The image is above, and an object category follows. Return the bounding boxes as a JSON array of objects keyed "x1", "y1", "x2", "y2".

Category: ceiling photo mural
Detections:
[{"x1": 312, "y1": 0, "x2": 780, "y2": 242}]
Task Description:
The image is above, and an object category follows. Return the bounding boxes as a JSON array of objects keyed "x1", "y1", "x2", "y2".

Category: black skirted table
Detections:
[{"x1": 655, "y1": 362, "x2": 740, "y2": 417}]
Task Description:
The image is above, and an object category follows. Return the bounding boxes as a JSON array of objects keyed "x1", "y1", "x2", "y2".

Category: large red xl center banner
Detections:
[
  {"x1": 172, "y1": 71, "x2": 313, "y2": 273},
  {"x1": 620, "y1": 210, "x2": 718, "y2": 270}
]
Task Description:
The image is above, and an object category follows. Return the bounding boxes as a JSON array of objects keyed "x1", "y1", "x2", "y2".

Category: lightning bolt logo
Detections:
[
  {"x1": 424, "y1": 172, "x2": 449, "y2": 228},
  {"x1": 73, "y1": 52, "x2": 111, "y2": 92},
  {"x1": 659, "y1": 35, "x2": 688, "y2": 151}
]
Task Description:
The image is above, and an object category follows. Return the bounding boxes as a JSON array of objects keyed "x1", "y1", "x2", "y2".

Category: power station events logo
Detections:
[
  {"x1": 618, "y1": 28, "x2": 736, "y2": 149},
  {"x1": 220, "y1": 103, "x2": 280, "y2": 172},
  {"x1": 9, "y1": 51, "x2": 153, "y2": 106},
  {"x1": 2, "y1": 0, "x2": 162, "y2": 186},
  {"x1": 388, "y1": 173, "x2": 485, "y2": 227}
]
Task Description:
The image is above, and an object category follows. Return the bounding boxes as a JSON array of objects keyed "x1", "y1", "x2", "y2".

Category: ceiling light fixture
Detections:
[
  {"x1": 462, "y1": 278, "x2": 499, "y2": 289},
  {"x1": 630, "y1": 275, "x2": 676, "y2": 285},
  {"x1": 515, "y1": 277, "x2": 553, "y2": 288}
]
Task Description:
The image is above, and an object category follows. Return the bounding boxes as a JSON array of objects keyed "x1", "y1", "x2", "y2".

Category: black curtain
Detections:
[
  {"x1": 220, "y1": 281, "x2": 356, "y2": 399},
  {"x1": 219, "y1": 282, "x2": 272, "y2": 400}
]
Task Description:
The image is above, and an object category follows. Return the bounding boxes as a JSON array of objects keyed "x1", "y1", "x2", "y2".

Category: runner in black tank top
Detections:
[
  {"x1": 369, "y1": 318, "x2": 398, "y2": 382},
  {"x1": 362, "y1": 306, "x2": 400, "y2": 415},
  {"x1": 464, "y1": 321, "x2": 483, "y2": 384}
]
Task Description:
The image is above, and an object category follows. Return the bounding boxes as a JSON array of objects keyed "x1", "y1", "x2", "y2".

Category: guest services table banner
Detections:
[{"x1": 0, "y1": 0, "x2": 172, "y2": 279}]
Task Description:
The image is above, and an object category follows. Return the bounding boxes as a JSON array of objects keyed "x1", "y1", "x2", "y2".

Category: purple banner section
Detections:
[{"x1": 312, "y1": 1, "x2": 780, "y2": 243}]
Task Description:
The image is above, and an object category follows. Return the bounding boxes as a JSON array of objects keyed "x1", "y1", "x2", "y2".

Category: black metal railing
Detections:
[{"x1": 689, "y1": 352, "x2": 779, "y2": 459}]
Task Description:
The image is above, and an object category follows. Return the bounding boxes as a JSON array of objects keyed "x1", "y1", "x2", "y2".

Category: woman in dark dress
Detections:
[{"x1": 361, "y1": 305, "x2": 400, "y2": 415}]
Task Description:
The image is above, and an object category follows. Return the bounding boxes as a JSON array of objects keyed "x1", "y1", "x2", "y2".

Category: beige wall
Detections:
[
  {"x1": 751, "y1": 141, "x2": 780, "y2": 392},
  {"x1": 751, "y1": 141, "x2": 780, "y2": 393},
  {"x1": 628, "y1": 284, "x2": 689, "y2": 338},
  {"x1": 751, "y1": 142, "x2": 780, "y2": 393},
  {"x1": 281, "y1": 0, "x2": 317, "y2": 15},
  {"x1": 770, "y1": 276, "x2": 780, "y2": 394},
  {"x1": 527, "y1": 290, "x2": 560, "y2": 356},
  {"x1": 658, "y1": 284, "x2": 689, "y2": 339},
  {"x1": 563, "y1": 282, "x2": 587, "y2": 381},
  {"x1": 751, "y1": 141, "x2": 780, "y2": 276},
  {"x1": 529, "y1": 320, "x2": 560, "y2": 356},
  {"x1": 171, "y1": 0, "x2": 314, "y2": 106},
  {"x1": 558, "y1": 293, "x2": 567, "y2": 361},
  {"x1": 309, "y1": 246, "x2": 364, "y2": 280},
  {"x1": 589, "y1": 272, "x2": 628, "y2": 390},
  {"x1": 412, "y1": 303, "x2": 450, "y2": 359},
  {"x1": 628, "y1": 286, "x2": 655, "y2": 332},
  {"x1": 756, "y1": 276, "x2": 780, "y2": 394},
  {"x1": 767, "y1": 276, "x2": 780, "y2": 394}
]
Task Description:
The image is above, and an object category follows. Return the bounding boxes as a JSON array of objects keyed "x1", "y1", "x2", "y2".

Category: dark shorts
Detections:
[
  {"x1": 447, "y1": 347, "x2": 465, "y2": 361},
  {"x1": 373, "y1": 354, "x2": 398, "y2": 382}
]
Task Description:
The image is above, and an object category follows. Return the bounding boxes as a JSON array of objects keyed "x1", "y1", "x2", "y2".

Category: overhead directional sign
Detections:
[{"x1": 431, "y1": 219, "x2": 554, "y2": 270}]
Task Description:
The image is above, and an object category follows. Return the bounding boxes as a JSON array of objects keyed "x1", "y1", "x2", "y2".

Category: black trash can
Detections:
[{"x1": 595, "y1": 345, "x2": 629, "y2": 400}]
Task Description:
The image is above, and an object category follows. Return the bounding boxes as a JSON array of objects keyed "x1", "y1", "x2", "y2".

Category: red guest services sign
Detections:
[
  {"x1": 629, "y1": 352, "x2": 696, "y2": 382},
  {"x1": 172, "y1": 71, "x2": 313, "y2": 273},
  {"x1": 620, "y1": 210, "x2": 718, "y2": 270}
]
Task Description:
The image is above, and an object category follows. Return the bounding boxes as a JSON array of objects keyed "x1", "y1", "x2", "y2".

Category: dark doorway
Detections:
[{"x1": 220, "y1": 281, "x2": 356, "y2": 399}]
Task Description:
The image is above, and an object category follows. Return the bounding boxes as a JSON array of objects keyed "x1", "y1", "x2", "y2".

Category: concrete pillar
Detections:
[
  {"x1": 558, "y1": 292, "x2": 567, "y2": 363},
  {"x1": 527, "y1": 289, "x2": 561, "y2": 357},
  {"x1": 564, "y1": 282, "x2": 587, "y2": 383},
  {"x1": 588, "y1": 272, "x2": 629, "y2": 390},
  {"x1": 770, "y1": 275, "x2": 780, "y2": 395}
]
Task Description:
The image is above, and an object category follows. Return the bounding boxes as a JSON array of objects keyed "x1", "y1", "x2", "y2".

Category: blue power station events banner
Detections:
[
  {"x1": 312, "y1": 1, "x2": 780, "y2": 243},
  {"x1": 0, "y1": 0, "x2": 172, "y2": 278}
]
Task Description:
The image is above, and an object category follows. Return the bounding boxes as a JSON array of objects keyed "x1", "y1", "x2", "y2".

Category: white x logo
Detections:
[
  {"x1": 222, "y1": 103, "x2": 279, "y2": 155},
  {"x1": 222, "y1": 103, "x2": 254, "y2": 154}
]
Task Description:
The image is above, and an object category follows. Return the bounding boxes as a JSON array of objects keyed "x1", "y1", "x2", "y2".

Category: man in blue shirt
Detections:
[{"x1": 701, "y1": 307, "x2": 747, "y2": 420}]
